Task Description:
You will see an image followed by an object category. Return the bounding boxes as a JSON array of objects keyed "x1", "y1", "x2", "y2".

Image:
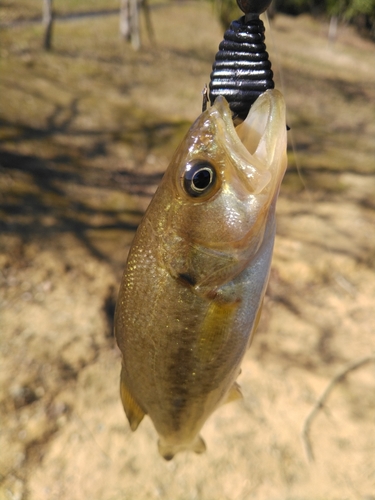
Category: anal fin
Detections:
[
  {"x1": 191, "y1": 434, "x2": 206, "y2": 454},
  {"x1": 120, "y1": 364, "x2": 145, "y2": 431}
]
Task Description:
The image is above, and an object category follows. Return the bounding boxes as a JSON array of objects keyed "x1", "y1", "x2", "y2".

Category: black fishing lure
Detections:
[{"x1": 209, "y1": 0, "x2": 274, "y2": 122}]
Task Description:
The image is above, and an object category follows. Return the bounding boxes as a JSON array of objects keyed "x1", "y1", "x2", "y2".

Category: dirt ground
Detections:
[{"x1": 1, "y1": 2, "x2": 375, "y2": 499}]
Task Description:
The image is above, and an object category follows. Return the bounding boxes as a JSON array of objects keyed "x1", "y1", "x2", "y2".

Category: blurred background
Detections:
[{"x1": 0, "y1": 1, "x2": 374, "y2": 499}]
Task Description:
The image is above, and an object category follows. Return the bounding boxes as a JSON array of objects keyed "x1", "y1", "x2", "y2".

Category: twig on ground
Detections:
[{"x1": 301, "y1": 355, "x2": 375, "y2": 462}]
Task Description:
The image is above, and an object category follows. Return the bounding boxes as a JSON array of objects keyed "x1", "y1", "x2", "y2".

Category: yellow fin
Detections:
[
  {"x1": 120, "y1": 365, "x2": 145, "y2": 431},
  {"x1": 191, "y1": 435, "x2": 206, "y2": 454},
  {"x1": 224, "y1": 382, "x2": 243, "y2": 404}
]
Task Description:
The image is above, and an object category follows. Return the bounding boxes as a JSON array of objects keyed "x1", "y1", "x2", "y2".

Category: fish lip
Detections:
[{"x1": 210, "y1": 90, "x2": 287, "y2": 196}]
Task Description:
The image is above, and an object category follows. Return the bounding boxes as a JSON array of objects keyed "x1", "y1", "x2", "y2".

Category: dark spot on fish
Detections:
[
  {"x1": 206, "y1": 289, "x2": 218, "y2": 300},
  {"x1": 177, "y1": 273, "x2": 196, "y2": 287}
]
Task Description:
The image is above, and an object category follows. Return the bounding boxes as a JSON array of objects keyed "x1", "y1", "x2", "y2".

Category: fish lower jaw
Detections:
[{"x1": 157, "y1": 433, "x2": 206, "y2": 460}]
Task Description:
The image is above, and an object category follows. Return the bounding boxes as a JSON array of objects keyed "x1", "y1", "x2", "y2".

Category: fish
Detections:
[{"x1": 114, "y1": 88, "x2": 287, "y2": 460}]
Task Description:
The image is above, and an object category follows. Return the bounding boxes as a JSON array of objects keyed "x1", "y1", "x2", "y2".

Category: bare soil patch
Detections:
[{"x1": 1, "y1": 3, "x2": 375, "y2": 499}]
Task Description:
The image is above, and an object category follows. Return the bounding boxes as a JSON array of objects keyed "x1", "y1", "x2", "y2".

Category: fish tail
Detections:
[{"x1": 157, "y1": 435, "x2": 206, "y2": 461}]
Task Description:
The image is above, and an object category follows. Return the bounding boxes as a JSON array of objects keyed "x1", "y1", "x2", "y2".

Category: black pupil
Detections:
[
  {"x1": 183, "y1": 161, "x2": 216, "y2": 197},
  {"x1": 192, "y1": 168, "x2": 211, "y2": 190}
]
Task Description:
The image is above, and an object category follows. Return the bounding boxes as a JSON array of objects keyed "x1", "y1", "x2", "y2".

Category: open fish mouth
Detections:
[
  {"x1": 166, "y1": 89, "x2": 287, "y2": 252},
  {"x1": 208, "y1": 89, "x2": 287, "y2": 198}
]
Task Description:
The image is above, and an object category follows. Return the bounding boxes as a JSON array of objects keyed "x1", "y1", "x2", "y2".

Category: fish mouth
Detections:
[{"x1": 212, "y1": 89, "x2": 287, "y2": 197}]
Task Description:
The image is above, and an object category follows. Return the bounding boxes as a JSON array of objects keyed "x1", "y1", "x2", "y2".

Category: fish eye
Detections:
[{"x1": 183, "y1": 161, "x2": 217, "y2": 198}]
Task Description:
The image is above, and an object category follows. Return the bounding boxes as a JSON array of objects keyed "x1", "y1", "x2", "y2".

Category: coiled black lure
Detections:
[{"x1": 209, "y1": 0, "x2": 274, "y2": 122}]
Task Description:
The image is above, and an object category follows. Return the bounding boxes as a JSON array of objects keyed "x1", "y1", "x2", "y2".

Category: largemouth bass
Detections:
[{"x1": 115, "y1": 89, "x2": 287, "y2": 460}]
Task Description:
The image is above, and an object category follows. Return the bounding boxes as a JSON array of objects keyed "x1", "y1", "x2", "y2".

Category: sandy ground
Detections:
[{"x1": 1, "y1": 3, "x2": 375, "y2": 499}]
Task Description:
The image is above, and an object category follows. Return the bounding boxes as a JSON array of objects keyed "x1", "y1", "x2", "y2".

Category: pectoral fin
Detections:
[
  {"x1": 120, "y1": 365, "x2": 145, "y2": 431},
  {"x1": 224, "y1": 381, "x2": 243, "y2": 404}
]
